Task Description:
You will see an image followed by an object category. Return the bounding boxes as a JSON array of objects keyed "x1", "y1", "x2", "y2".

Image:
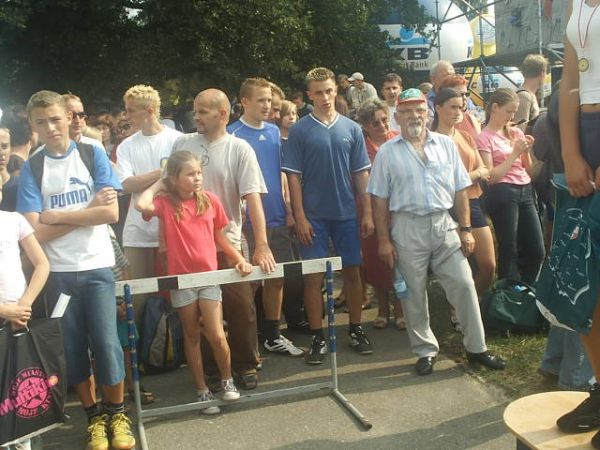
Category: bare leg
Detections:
[
  {"x1": 304, "y1": 273, "x2": 325, "y2": 329},
  {"x1": 262, "y1": 278, "x2": 284, "y2": 321},
  {"x1": 344, "y1": 266, "x2": 364, "y2": 325},
  {"x1": 471, "y1": 226, "x2": 496, "y2": 297},
  {"x1": 198, "y1": 299, "x2": 231, "y2": 380},
  {"x1": 375, "y1": 288, "x2": 390, "y2": 318},
  {"x1": 74, "y1": 375, "x2": 97, "y2": 408},
  {"x1": 177, "y1": 301, "x2": 207, "y2": 390},
  {"x1": 101, "y1": 382, "x2": 125, "y2": 404}
]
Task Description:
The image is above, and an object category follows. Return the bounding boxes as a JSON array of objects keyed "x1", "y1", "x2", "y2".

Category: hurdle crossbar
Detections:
[{"x1": 122, "y1": 258, "x2": 371, "y2": 450}]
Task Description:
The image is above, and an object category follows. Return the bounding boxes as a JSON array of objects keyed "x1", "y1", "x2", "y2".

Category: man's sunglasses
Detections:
[{"x1": 72, "y1": 112, "x2": 87, "y2": 119}]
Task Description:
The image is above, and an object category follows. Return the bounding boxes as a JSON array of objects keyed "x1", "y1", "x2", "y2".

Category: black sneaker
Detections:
[
  {"x1": 557, "y1": 383, "x2": 600, "y2": 433},
  {"x1": 305, "y1": 335, "x2": 327, "y2": 365},
  {"x1": 348, "y1": 327, "x2": 373, "y2": 355}
]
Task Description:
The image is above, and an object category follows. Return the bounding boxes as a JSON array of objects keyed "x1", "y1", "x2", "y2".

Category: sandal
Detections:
[
  {"x1": 395, "y1": 317, "x2": 407, "y2": 331},
  {"x1": 129, "y1": 386, "x2": 155, "y2": 405},
  {"x1": 373, "y1": 316, "x2": 389, "y2": 329}
]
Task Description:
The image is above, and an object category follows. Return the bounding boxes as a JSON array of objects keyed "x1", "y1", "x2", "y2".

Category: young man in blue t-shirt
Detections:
[
  {"x1": 228, "y1": 77, "x2": 303, "y2": 357},
  {"x1": 282, "y1": 67, "x2": 375, "y2": 364},
  {"x1": 17, "y1": 91, "x2": 134, "y2": 450}
]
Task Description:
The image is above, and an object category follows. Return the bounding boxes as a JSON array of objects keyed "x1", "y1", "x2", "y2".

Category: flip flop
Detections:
[
  {"x1": 395, "y1": 317, "x2": 407, "y2": 330},
  {"x1": 373, "y1": 316, "x2": 389, "y2": 329}
]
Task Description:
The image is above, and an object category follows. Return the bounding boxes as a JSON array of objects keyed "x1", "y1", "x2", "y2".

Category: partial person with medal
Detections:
[{"x1": 553, "y1": 1, "x2": 600, "y2": 448}]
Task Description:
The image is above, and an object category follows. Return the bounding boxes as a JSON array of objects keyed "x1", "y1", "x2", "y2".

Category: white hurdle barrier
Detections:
[{"x1": 117, "y1": 257, "x2": 372, "y2": 450}]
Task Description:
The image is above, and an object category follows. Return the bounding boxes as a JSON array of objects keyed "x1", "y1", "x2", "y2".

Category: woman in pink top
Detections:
[{"x1": 476, "y1": 88, "x2": 545, "y2": 285}]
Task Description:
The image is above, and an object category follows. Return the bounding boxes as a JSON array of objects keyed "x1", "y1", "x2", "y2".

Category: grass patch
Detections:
[{"x1": 427, "y1": 281, "x2": 555, "y2": 399}]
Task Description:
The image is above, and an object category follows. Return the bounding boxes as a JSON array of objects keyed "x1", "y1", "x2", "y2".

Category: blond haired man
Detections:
[{"x1": 116, "y1": 85, "x2": 182, "y2": 324}]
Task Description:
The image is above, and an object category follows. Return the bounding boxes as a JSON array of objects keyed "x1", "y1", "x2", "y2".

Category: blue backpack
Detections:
[{"x1": 139, "y1": 296, "x2": 184, "y2": 374}]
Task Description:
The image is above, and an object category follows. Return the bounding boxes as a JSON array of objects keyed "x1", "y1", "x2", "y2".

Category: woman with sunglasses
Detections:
[
  {"x1": 356, "y1": 99, "x2": 406, "y2": 330},
  {"x1": 439, "y1": 74, "x2": 481, "y2": 141}
]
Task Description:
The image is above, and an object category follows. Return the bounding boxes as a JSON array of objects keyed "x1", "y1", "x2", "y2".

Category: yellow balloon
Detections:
[{"x1": 470, "y1": 14, "x2": 496, "y2": 59}]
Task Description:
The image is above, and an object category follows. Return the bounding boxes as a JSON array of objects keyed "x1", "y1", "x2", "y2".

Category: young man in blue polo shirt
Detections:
[
  {"x1": 282, "y1": 67, "x2": 375, "y2": 364},
  {"x1": 228, "y1": 77, "x2": 303, "y2": 357},
  {"x1": 17, "y1": 91, "x2": 134, "y2": 450}
]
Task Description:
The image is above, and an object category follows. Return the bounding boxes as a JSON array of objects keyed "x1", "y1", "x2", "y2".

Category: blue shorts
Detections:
[
  {"x1": 299, "y1": 218, "x2": 361, "y2": 267},
  {"x1": 45, "y1": 268, "x2": 125, "y2": 386}
]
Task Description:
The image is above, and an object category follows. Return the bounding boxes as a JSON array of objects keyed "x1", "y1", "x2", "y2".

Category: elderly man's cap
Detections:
[
  {"x1": 348, "y1": 72, "x2": 364, "y2": 81},
  {"x1": 396, "y1": 88, "x2": 426, "y2": 106}
]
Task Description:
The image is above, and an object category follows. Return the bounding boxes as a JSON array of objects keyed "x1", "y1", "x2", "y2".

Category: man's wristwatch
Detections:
[{"x1": 459, "y1": 226, "x2": 472, "y2": 233}]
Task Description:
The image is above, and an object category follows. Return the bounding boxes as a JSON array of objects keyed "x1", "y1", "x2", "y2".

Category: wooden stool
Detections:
[{"x1": 504, "y1": 391, "x2": 596, "y2": 449}]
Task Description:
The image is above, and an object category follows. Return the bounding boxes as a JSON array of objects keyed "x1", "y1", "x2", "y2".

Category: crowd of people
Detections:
[{"x1": 1, "y1": 2, "x2": 600, "y2": 446}]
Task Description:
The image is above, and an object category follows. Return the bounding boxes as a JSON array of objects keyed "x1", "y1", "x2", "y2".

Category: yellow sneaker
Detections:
[
  {"x1": 86, "y1": 414, "x2": 109, "y2": 450},
  {"x1": 109, "y1": 413, "x2": 136, "y2": 450}
]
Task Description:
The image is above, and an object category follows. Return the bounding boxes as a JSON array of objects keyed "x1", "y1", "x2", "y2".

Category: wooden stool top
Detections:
[{"x1": 504, "y1": 391, "x2": 595, "y2": 449}]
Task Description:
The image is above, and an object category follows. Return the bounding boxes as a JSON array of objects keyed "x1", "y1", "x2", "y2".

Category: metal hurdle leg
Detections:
[
  {"x1": 119, "y1": 258, "x2": 372, "y2": 449},
  {"x1": 124, "y1": 284, "x2": 149, "y2": 450},
  {"x1": 325, "y1": 261, "x2": 373, "y2": 430}
]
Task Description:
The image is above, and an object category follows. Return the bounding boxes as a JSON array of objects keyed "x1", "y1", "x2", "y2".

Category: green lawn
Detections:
[{"x1": 427, "y1": 281, "x2": 557, "y2": 399}]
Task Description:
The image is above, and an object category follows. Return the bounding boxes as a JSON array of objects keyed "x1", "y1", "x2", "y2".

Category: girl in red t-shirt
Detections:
[{"x1": 137, "y1": 150, "x2": 252, "y2": 414}]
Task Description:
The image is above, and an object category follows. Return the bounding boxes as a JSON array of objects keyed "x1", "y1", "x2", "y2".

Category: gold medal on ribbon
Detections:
[{"x1": 579, "y1": 57, "x2": 590, "y2": 72}]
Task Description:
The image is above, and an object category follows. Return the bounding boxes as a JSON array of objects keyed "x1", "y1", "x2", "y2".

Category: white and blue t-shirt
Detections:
[
  {"x1": 228, "y1": 119, "x2": 286, "y2": 228},
  {"x1": 282, "y1": 113, "x2": 371, "y2": 220},
  {"x1": 17, "y1": 141, "x2": 122, "y2": 272}
]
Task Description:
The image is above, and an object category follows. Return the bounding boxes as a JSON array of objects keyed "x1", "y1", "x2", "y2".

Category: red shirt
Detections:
[{"x1": 148, "y1": 191, "x2": 229, "y2": 276}]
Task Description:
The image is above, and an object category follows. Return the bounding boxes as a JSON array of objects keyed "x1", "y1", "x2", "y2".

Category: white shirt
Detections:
[
  {"x1": 347, "y1": 83, "x2": 378, "y2": 109},
  {"x1": 0, "y1": 211, "x2": 32, "y2": 303},
  {"x1": 171, "y1": 133, "x2": 267, "y2": 249},
  {"x1": 367, "y1": 131, "x2": 472, "y2": 216},
  {"x1": 116, "y1": 126, "x2": 182, "y2": 247},
  {"x1": 80, "y1": 135, "x2": 105, "y2": 152},
  {"x1": 387, "y1": 105, "x2": 401, "y2": 132}
]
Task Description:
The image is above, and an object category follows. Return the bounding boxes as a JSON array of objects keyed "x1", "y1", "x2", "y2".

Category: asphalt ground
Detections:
[{"x1": 38, "y1": 300, "x2": 515, "y2": 450}]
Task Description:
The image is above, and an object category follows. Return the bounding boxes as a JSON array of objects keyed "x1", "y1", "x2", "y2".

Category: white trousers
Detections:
[{"x1": 391, "y1": 211, "x2": 487, "y2": 358}]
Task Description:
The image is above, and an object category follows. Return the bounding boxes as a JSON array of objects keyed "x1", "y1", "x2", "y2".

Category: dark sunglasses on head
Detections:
[{"x1": 72, "y1": 111, "x2": 87, "y2": 119}]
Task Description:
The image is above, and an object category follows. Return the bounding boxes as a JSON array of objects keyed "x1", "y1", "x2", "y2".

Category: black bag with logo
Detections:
[
  {"x1": 0, "y1": 318, "x2": 67, "y2": 446},
  {"x1": 480, "y1": 279, "x2": 546, "y2": 336}
]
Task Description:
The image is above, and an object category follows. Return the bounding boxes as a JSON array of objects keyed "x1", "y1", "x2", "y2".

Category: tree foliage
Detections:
[{"x1": 0, "y1": 0, "x2": 428, "y2": 107}]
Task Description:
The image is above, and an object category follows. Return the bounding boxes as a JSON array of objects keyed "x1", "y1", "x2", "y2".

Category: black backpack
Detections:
[
  {"x1": 29, "y1": 142, "x2": 95, "y2": 187},
  {"x1": 480, "y1": 279, "x2": 546, "y2": 336},
  {"x1": 139, "y1": 296, "x2": 185, "y2": 374}
]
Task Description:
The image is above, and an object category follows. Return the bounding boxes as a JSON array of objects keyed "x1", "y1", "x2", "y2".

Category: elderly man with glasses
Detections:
[{"x1": 367, "y1": 88, "x2": 506, "y2": 376}]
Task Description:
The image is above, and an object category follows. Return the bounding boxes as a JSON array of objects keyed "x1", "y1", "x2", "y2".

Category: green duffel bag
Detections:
[{"x1": 481, "y1": 279, "x2": 546, "y2": 336}]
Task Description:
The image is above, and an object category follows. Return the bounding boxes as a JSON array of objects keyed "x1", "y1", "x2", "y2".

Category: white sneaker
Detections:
[
  {"x1": 221, "y1": 378, "x2": 240, "y2": 401},
  {"x1": 264, "y1": 335, "x2": 304, "y2": 356},
  {"x1": 197, "y1": 390, "x2": 221, "y2": 415}
]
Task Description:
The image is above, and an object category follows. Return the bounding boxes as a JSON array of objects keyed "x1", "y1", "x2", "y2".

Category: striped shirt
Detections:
[{"x1": 367, "y1": 131, "x2": 471, "y2": 216}]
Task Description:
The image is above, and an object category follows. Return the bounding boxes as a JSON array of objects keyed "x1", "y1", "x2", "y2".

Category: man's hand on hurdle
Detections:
[{"x1": 253, "y1": 243, "x2": 276, "y2": 274}]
